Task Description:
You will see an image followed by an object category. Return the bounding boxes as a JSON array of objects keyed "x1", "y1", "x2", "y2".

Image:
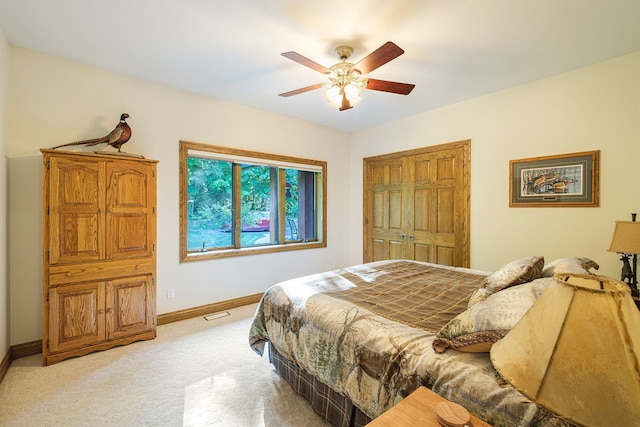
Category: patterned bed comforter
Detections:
[{"x1": 249, "y1": 260, "x2": 573, "y2": 427}]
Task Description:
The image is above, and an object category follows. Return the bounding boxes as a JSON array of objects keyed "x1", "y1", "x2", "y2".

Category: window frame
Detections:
[{"x1": 179, "y1": 140, "x2": 327, "y2": 262}]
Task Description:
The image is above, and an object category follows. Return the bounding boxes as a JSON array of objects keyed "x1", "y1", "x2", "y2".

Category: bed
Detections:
[{"x1": 249, "y1": 257, "x2": 598, "y2": 426}]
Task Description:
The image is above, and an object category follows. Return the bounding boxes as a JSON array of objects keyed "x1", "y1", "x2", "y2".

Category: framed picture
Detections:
[{"x1": 509, "y1": 150, "x2": 599, "y2": 207}]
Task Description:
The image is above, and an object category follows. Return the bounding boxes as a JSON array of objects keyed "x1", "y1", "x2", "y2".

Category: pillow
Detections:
[
  {"x1": 433, "y1": 277, "x2": 551, "y2": 353},
  {"x1": 467, "y1": 256, "x2": 544, "y2": 307},
  {"x1": 541, "y1": 256, "x2": 599, "y2": 277}
]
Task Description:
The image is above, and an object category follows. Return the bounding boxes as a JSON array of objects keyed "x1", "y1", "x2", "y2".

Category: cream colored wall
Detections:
[
  {"x1": 0, "y1": 27, "x2": 8, "y2": 359},
  {"x1": 348, "y1": 51, "x2": 640, "y2": 279},
  {"x1": 6, "y1": 47, "x2": 352, "y2": 345}
]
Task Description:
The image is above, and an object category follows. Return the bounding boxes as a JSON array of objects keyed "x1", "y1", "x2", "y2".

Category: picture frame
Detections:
[{"x1": 509, "y1": 150, "x2": 599, "y2": 207}]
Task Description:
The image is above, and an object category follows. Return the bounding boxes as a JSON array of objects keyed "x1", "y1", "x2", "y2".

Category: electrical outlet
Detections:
[{"x1": 167, "y1": 289, "x2": 175, "y2": 299}]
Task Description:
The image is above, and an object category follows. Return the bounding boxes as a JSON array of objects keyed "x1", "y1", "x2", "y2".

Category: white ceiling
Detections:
[{"x1": 1, "y1": 0, "x2": 640, "y2": 132}]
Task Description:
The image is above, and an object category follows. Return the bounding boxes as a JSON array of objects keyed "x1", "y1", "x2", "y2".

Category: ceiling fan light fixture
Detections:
[
  {"x1": 324, "y1": 65, "x2": 367, "y2": 109},
  {"x1": 324, "y1": 81, "x2": 363, "y2": 109},
  {"x1": 344, "y1": 83, "x2": 362, "y2": 104},
  {"x1": 324, "y1": 84, "x2": 343, "y2": 106}
]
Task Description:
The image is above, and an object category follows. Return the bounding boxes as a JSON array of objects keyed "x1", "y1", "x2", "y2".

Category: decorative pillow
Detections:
[
  {"x1": 433, "y1": 277, "x2": 552, "y2": 353},
  {"x1": 541, "y1": 257, "x2": 599, "y2": 277},
  {"x1": 467, "y1": 256, "x2": 544, "y2": 307}
]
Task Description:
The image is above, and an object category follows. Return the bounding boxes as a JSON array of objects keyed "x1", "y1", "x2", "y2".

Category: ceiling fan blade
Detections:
[
  {"x1": 339, "y1": 93, "x2": 353, "y2": 111},
  {"x1": 281, "y1": 51, "x2": 331, "y2": 74},
  {"x1": 354, "y1": 41, "x2": 405, "y2": 75},
  {"x1": 279, "y1": 83, "x2": 324, "y2": 97},
  {"x1": 366, "y1": 78, "x2": 415, "y2": 95}
]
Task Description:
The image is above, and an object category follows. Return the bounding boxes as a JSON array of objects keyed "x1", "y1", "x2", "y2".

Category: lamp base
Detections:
[{"x1": 619, "y1": 254, "x2": 639, "y2": 297}]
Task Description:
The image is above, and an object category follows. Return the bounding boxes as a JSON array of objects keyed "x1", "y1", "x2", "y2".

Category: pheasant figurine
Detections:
[{"x1": 52, "y1": 113, "x2": 132, "y2": 152}]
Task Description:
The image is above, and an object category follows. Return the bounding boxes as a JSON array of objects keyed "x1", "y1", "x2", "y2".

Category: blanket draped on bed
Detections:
[
  {"x1": 334, "y1": 261, "x2": 486, "y2": 332},
  {"x1": 249, "y1": 260, "x2": 575, "y2": 427}
]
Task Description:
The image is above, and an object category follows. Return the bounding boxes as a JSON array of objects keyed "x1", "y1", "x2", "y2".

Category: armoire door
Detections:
[
  {"x1": 48, "y1": 157, "x2": 106, "y2": 265},
  {"x1": 363, "y1": 140, "x2": 470, "y2": 267},
  {"x1": 105, "y1": 161, "x2": 156, "y2": 260},
  {"x1": 48, "y1": 281, "x2": 106, "y2": 353},
  {"x1": 106, "y1": 275, "x2": 155, "y2": 340}
]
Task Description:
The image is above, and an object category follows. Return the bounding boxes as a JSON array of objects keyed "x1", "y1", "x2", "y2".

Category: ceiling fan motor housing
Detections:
[{"x1": 335, "y1": 45, "x2": 354, "y2": 61}]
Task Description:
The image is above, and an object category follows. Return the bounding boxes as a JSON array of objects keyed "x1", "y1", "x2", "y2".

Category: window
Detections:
[{"x1": 179, "y1": 141, "x2": 326, "y2": 262}]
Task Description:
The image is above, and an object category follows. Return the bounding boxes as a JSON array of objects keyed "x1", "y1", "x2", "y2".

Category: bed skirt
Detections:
[{"x1": 269, "y1": 343, "x2": 372, "y2": 427}]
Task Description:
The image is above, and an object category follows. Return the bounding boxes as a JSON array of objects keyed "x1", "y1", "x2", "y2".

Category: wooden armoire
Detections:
[{"x1": 41, "y1": 149, "x2": 158, "y2": 365}]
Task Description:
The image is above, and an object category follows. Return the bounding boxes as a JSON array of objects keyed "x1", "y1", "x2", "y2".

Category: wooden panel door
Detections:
[
  {"x1": 48, "y1": 157, "x2": 105, "y2": 264},
  {"x1": 364, "y1": 140, "x2": 470, "y2": 267},
  {"x1": 105, "y1": 161, "x2": 156, "y2": 260},
  {"x1": 106, "y1": 275, "x2": 155, "y2": 340},
  {"x1": 48, "y1": 281, "x2": 106, "y2": 353},
  {"x1": 410, "y1": 147, "x2": 466, "y2": 265},
  {"x1": 366, "y1": 157, "x2": 407, "y2": 261}
]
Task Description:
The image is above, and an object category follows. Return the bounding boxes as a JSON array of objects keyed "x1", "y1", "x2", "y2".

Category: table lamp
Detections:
[
  {"x1": 608, "y1": 213, "x2": 640, "y2": 297},
  {"x1": 490, "y1": 273, "x2": 640, "y2": 427}
]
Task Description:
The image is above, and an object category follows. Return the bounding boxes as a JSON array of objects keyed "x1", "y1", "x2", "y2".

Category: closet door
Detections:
[
  {"x1": 365, "y1": 157, "x2": 408, "y2": 261},
  {"x1": 363, "y1": 140, "x2": 470, "y2": 267},
  {"x1": 409, "y1": 146, "x2": 466, "y2": 265}
]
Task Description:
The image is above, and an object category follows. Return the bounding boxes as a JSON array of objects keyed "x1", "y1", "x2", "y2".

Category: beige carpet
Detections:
[{"x1": 0, "y1": 304, "x2": 329, "y2": 427}]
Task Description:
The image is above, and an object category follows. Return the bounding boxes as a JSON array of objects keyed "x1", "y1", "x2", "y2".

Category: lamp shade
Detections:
[
  {"x1": 608, "y1": 220, "x2": 640, "y2": 254},
  {"x1": 490, "y1": 273, "x2": 640, "y2": 427}
]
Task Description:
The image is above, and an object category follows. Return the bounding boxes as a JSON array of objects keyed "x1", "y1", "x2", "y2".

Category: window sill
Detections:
[{"x1": 180, "y1": 241, "x2": 326, "y2": 262}]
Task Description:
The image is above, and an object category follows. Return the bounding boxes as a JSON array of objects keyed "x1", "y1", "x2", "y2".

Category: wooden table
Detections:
[{"x1": 366, "y1": 386, "x2": 493, "y2": 427}]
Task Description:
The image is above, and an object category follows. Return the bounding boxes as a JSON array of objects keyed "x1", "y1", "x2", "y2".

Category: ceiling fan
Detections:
[{"x1": 279, "y1": 41, "x2": 415, "y2": 111}]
